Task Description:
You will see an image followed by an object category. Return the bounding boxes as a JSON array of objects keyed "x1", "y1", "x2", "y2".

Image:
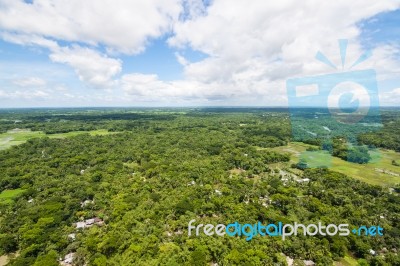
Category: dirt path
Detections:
[{"x1": 0, "y1": 255, "x2": 8, "y2": 266}]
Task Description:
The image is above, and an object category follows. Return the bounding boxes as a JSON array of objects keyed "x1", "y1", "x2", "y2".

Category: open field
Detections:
[
  {"x1": 334, "y1": 254, "x2": 358, "y2": 266},
  {"x1": 47, "y1": 129, "x2": 116, "y2": 138},
  {"x1": 0, "y1": 188, "x2": 25, "y2": 204},
  {"x1": 0, "y1": 129, "x2": 45, "y2": 150},
  {"x1": 0, "y1": 129, "x2": 116, "y2": 150},
  {"x1": 270, "y1": 142, "x2": 400, "y2": 186}
]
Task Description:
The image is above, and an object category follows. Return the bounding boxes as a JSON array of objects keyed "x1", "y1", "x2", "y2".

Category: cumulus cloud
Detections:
[
  {"x1": 2, "y1": 33, "x2": 122, "y2": 89},
  {"x1": 0, "y1": 0, "x2": 182, "y2": 54},
  {"x1": 121, "y1": 73, "x2": 200, "y2": 101},
  {"x1": 0, "y1": 0, "x2": 400, "y2": 105},
  {"x1": 166, "y1": 0, "x2": 400, "y2": 105},
  {"x1": 0, "y1": 89, "x2": 50, "y2": 99},
  {"x1": 0, "y1": 0, "x2": 180, "y2": 90},
  {"x1": 171, "y1": 1, "x2": 399, "y2": 59},
  {"x1": 174, "y1": 52, "x2": 189, "y2": 66},
  {"x1": 380, "y1": 88, "x2": 400, "y2": 105},
  {"x1": 13, "y1": 77, "x2": 46, "y2": 87},
  {"x1": 49, "y1": 45, "x2": 122, "y2": 88},
  {"x1": 1, "y1": 32, "x2": 59, "y2": 50},
  {"x1": 121, "y1": 72, "x2": 284, "y2": 105}
]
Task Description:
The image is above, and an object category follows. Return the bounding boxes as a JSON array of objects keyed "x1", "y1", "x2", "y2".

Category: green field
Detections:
[
  {"x1": 334, "y1": 254, "x2": 358, "y2": 266},
  {"x1": 0, "y1": 188, "x2": 25, "y2": 204},
  {"x1": 0, "y1": 129, "x2": 116, "y2": 150},
  {"x1": 270, "y1": 142, "x2": 400, "y2": 186}
]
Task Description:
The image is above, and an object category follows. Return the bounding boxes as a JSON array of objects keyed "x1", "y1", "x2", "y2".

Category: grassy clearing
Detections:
[
  {"x1": 123, "y1": 162, "x2": 140, "y2": 169},
  {"x1": 0, "y1": 129, "x2": 46, "y2": 150},
  {"x1": 0, "y1": 188, "x2": 25, "y2": 204},
  {"x1": 270, "y1": 142, "x2": 400, "y2": 186},
  {"x1": 0, "y1": 129, "x2": 116, "y2": 150},
  {"x1": 47, "y1": 129, "x2": 116, "y2": 138},
  {"x1": 334, "y1": 254, "x2": 358, "y2": 266}
]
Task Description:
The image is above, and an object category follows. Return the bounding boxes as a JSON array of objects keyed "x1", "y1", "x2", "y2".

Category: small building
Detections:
[
  {"x1": 76, "y1": 222, "x2": 86, "y2": 229},
  {"x1": 303, "y1": 260, "x2": 315, "y2": 266},
  {"x1": 67, "y1": 233, "x2": 76, "y2": 240},
  {"x1": 187, "y1": 180, "x2": 196, "y2": 186},
  {"x1": 60, "y1": 253, "x2": 75, "y2": 266},
  {"x1": 81, "y1": 199, "x2": 94, "y2": 207},
  {"x1": 369, "y1": 249, "x2": 376, "y2": 256},
  {"x1": 76, "y1": 217, "x2": 104, "y2": 229},
  {"x1": 94, "y1": 217, "x2": 104, "y2": 225},
  {"x1": 85, "y1": 218, "x2": 95, "y2": 226},
  {"x1": 296, "y1": 178, "x2": 310, "y2": 183}
]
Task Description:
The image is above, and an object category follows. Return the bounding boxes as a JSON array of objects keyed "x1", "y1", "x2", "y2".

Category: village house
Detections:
[
  {"x1": 296, "y1": 178, "x2": 310, "y2": 183},
  {"x1": 215, "y1": 189, "x2": 222, "y2": 195},
  {"x1": 75, "y1": 217, "x2": 104, "y2": 229},
  {"x1": 80, "y1": 199, "x2": 94, "y2": 207},
  {"x1": 59, "y1": 253, "x2": 75, "y2": 266},
  {"x1": 67, "y1": 233, "x2": 76, "y2": 240}
]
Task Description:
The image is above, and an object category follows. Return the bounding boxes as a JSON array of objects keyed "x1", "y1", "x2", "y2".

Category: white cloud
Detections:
[
  {"x1": 122, "y1": 73, "x2": 162, "y2": 97},
  {"x1": 49, "y1": 45, "x2": 122, "y2": 88},
  {"x1": 0, "y1": 0, "x2": 182, "y2": 54},
  {"x1": 171, "y1": 1, "x2": 399, "y2": 59},
  {"x1": 121, "y1": 73, "x2": 195, "y2": 100},
  {"x1": 1, "y1": 32, "x2": 58, "y2": 50},
  {"x1": 361, "y1": 44, "x2": 400, "y2": 81},
  {"x1": 174, "y1": 52, "x2": 189, "y2": 66},
  {"x1": 166, "y1": 0, "x2": 400, "y2": 105},
  {"x1": 0, "y1": 89, "x2": 50, "y2": 99},
  {"x1": 2, "y1": 33, "x2": 122, "y2": 89},
  {"x1": 13, "y1": 77, "x2": 46, "y2": 87},
  {"x1": 380, "y1": 88, "x2": 400, "y2": 105},
  {"x1": 121, "y1": 72, "x2": 284, "y2": 105},
  {"x1": 0, "y1": 0, "x2": 179, "y2": 91},
  {"x1": 1, "y1": 1, "x2": 400, "y2": 106}
]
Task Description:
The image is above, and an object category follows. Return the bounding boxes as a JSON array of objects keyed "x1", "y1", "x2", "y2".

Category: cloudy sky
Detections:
[{"x1": 0, "y1": 0, "x2": 399, "y2": 107}]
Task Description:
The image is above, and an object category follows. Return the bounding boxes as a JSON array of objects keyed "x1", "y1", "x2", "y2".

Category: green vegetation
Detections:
[
  {"x1": 327, "y1": 137, "x2": 371, "y2": 164},
  {"x1": 0, "y1": 108, "x2": 399, "y2": 265},
  {"x1": 0, "y1": 188, "x2": 25, "y2": 204},
  {"x1": 335, "y1": 253, "x2": 358, "y2": 266},
  {"x1": 358, "y1": 110, "x2": 400, "y2": 152},
  {"x1": 272, "y1": 142, "x2": 400, "y2": 186},
  {"x1": 0, "y1": 129, "x2": 116, "y2": 150},
  {"x1": 0, "y1": 129, "x2": 45, "y2": 150}
]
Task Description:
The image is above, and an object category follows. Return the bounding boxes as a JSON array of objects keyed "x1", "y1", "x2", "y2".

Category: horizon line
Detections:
[{"x1": 0, "y1": 105, "x2": 396, "y2": 110}]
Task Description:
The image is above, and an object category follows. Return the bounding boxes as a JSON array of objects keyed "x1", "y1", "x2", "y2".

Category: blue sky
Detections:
[
  {"x1": 120, "y1": 37, "x2": 207, "y2": 81},
  {"x1": 0, "y1": 0, "x2": 399, "y2": 107},
  {"x1": 358, "y1": 9, "x2": 400, "y2": 50}
]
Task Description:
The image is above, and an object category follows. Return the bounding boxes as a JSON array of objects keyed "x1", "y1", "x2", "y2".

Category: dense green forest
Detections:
[{"x1": 0, "y1": 108, "x2": 399, "y2": 266}]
